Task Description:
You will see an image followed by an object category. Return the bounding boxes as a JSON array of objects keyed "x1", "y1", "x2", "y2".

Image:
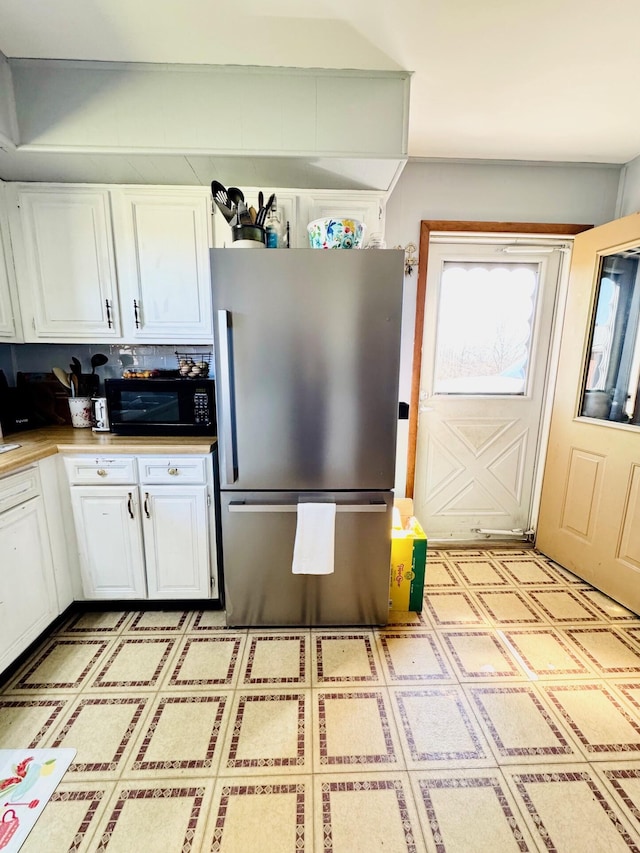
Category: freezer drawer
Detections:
[{"x1": 221, "y1": 491, "x2": 393, "y2": 627}]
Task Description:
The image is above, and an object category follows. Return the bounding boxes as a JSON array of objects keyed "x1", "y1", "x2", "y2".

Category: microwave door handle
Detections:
[{"x1": 217, "y1": 309, "x2": 237, "y2": 484}]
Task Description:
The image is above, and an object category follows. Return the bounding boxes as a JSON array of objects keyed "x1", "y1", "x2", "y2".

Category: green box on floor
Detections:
[{"x1": 389, "y1": 518, "x2": 427, "y2": 612}]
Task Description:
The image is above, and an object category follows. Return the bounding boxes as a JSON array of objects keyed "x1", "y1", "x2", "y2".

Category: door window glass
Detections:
[
  {"x1": 581, "y1": 250, "x2": 640, "y2": 424},
  {"x1": 434, "y1": 261, "x2": 539, "y2": 394}
]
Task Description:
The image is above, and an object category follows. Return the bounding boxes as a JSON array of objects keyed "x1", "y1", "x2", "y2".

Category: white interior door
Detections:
[{"x1": 414, "y1": 241, "x2": 564, "y2": 542}]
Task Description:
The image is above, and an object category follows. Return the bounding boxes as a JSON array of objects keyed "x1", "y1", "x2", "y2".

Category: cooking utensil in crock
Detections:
[
  {"x1": 91, "y1": 353, "x2": 108, "y2": 373},
  {"x1": 256, "y1": 193, "x2": 275, "y2": 227},
  {"x1": 53, "y1": 367, "x2": 71, "y2": 390},
  {"x1": 227, "y1": 187, "x2": 244, "y2": 207}
]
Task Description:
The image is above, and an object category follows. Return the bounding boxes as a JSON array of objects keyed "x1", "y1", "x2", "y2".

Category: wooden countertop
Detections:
[{"x1": 0, "y1": 427, "x2": 217, "y2": 476}]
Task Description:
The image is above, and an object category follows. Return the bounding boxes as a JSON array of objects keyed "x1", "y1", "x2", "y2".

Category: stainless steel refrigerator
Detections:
[{"x1": 211, "y1": 248, "x2": 404, "y2": 627}]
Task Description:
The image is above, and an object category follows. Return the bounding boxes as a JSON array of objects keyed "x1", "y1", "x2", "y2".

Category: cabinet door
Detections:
[
  {"x1": 0, "y1": 220, "x2": 17, "y2": 340},
  {"x1": 116, "y1": 190, "x2": 212, "y2": 340},
  {"x1": 142, "y1": 485, "x2": 210, "y2": 599},
  {"x1": 299, "y1": 192, "x2": 384, "y2": 247},
  {"x1": 0, "y1": 497, "x2": 58, "y2": 673},
  {"x1": 69, "y1": 486, "x2": 146, "y2": 599},
  {"x1": 13, "y1": 187, "x2": 121, "y2": 340}
]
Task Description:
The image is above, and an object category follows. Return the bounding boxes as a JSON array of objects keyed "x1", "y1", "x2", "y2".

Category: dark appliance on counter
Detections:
[
  {"x1": 105, "y1": 378, "x2": 216, "y2": 436},
  {"x1": 211, "y1": 248, "x2": 404, "y2": 628},
  {"x1": 0, "y1": 370, "x2": 70, "y2": 434}
]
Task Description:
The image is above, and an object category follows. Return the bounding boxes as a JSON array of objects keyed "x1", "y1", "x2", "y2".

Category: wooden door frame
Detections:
[{"x1": 405, "y1": 219, "x2": 593, "y2": 498}]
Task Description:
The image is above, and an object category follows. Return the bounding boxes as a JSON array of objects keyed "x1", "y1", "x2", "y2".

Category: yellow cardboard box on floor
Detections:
[{"x1": 389, "y1": 501, "x2": 427, "y2": 612}]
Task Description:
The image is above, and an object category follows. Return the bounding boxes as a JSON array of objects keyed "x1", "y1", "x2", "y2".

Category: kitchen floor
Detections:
[{"x1": 2, "y1": 548, "x2": 640, "y2": 852}]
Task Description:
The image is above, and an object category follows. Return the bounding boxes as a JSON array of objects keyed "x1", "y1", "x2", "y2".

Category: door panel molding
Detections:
[
  {"x1": 560, "y1": 448, "x2": 605, "y2": 540},
  {"x1": 617, "y1": 463, "x2": 640, "y2": 568},
  {"x1": 407, "y1": 220, "x2": 593, "y2": 498}
]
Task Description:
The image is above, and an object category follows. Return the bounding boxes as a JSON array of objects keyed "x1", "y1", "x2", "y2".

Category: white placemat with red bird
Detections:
[{"x1": 0, "y1": 749, "x2": 76, "y2": 851}]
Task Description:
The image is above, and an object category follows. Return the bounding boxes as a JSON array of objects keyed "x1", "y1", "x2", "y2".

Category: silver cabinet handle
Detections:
[
  {"x1": 133, "y1": 299, "x2": 141, "y2": 328},
  {"x1": 127, "y1": 492, "x2": 134, "y2": 519},
  {"x1": 105, "y1": 299, "x2": 113, "y2": 329},
  {"x1": 168, "y1": 467, "x2": 178, "y2": 476},
  {"x1": 217, "y1": 309, "x2": 236, "y2": 484},
  {"x1": 144, "y1": 492, "x2": 150, "y2": 518},
  {"x1": 228, "y1": 502, "x2": 387, "y2": 513}
]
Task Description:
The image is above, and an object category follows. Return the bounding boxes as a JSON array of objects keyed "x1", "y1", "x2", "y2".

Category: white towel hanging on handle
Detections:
[{"x1": 292, "y1": 502, "x2": 336, "y2": 575}]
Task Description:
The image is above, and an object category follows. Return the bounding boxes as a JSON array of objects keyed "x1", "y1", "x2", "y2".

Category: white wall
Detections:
[
  {"x1": 618, "y1": 154, "x2": 640, "y2": 216},
  {"x1": 385, "y1": 158, "x2": 621, "y2": 495}
]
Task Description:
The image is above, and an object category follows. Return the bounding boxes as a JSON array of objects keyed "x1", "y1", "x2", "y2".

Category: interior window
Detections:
[
  {"x1": 433, "y1": 260, "x2": 539, "y2": 395},
  {"x1": 581, "y1": 249, "x2": 640, "y2": 424}
]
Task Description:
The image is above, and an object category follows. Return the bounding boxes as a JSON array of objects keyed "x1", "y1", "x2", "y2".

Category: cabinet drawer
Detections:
[
  {"x1": 0, "y1": 466, "x2": 41, "y2": 514},
  {"x1": 138, "y1": 455, "x2": 208, "y2": 484},
  {"x1": 64, "y1": 456, "x2": 137, "y2": 485}
]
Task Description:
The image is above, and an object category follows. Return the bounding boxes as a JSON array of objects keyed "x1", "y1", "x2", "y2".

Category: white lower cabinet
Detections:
[
  {"x1": 69, "y1": 486, "x2": 147, "y2": 599},
  {"x1": 142, "y1": 485, "x2": 210, "y2": 599},
  {"x1": 0, "y1": 470, "x2": 58, "y2": 673},
  {"x1": 65, "y1": 454, "x2": 216, "y2": 600}
]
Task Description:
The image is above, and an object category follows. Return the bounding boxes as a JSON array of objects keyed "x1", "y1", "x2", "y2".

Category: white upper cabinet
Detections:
[
  {"x1": 0, "y1": 183, "x2": 21, "y2": 341},
  {"x1": 10, "y1": 185, "x2": 121, "y2": 341},
  {"x1": 113, "y1": 189, "x2": 213, "y2": 341},
  {"x1": 0, "y1": 221, "x2": 17, "y2": 339},
  {"x1": 298, "y1": 192, "x2": 385, "y2": 247}
]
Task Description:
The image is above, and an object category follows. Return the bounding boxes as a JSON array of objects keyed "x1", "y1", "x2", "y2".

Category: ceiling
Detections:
[{"x1": 1, "y1": 0, "x2": 639, "y2": 166}]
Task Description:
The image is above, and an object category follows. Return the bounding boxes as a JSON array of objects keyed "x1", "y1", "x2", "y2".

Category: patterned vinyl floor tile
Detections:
[
  {"x1": 8, "y1": 638, "x2": 114, "y2": 693},
  {"x1": 449, "y1": 559, "x2": 512, "y2": 588},
  {"x1": 593, "y1": 760, "x2": 640, "y2": 837},
  {"x1": 464, "y1": 684, "x2": 583, "y2": 765},
  {"x1": 88, "y1": 778, "x2": 215, "y2": 853},
  {"x1": 312, "y1": 687, "x2": 405, "y2": 773},
  {"x1": 217, "y1": 689, "x2": 312, "y2": 777},
  {"x1": 19, "y1": 780, "x2": 116, "y2": 853},
  {"x1": 410, "y1": 768, "x2": 539, "y2": 853},
  {"x1": 439, "y1": 629, "x2": 526, "y2": 682},
  {"x1": 312, "y1": 771, "x2": 425, "y2": 853},
  {"x1": 498, "y1": 627, "x2": 596, "y2": 681},
  {"x1": 205, "y1": 774, "x2": 314, "y2": 853},
  {"x1": 87, "y1": 637, "x2": 178, "y2": 691},
  {"x1": 47, "y1": 693, "x2": 152, "y2": 780},
  {"x1": 161, "y1": 634, "x2": 246, "y2": 690},
  {"x1": 502, "y1": 763, "x2": 640, "y2": 852},
  {"x1": 0, "y1": 694, "x2": 74, "y2": 749},
  {"x1": 238, "y1": 632, "x2": 310, "y2": 688},
  {"x1": 311, "y1": 632, "x2": 384, "y2": 686},
  {"x1": 539, "y1": 682, "x2": 640, "y2": 762},
  {"x1": 374, "y1": 631, "x2": 455, "y2": 685},
  {"x1": 389, "y1": 686, "x2": 495, "y2": 770},
  {"x1": 423, "y1": 591, "x2": 491, "y2": 628},
  {"x1": 123, "y1": 691, "x2": 231, "y2": 779},
  {"x1": 562, "y1": 627, "x2": 640, "y2": 677}
]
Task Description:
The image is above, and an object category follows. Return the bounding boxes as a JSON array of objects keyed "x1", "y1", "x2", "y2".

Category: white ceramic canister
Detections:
[{"x1": 68, "y1": 397, "x2": 93, "y2": 429}]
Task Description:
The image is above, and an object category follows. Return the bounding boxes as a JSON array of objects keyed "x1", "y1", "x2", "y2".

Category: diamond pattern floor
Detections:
[{"x1": 2, "y1": 547, "x2": 640, "y2": 851}]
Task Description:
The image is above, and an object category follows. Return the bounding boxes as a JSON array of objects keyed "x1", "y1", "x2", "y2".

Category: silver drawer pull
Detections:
[
  {"x1": 228, "y1": 502, "x2": 387, "y2": 513},
  {"x1": 144, "y1": 492, "x2": 151, "y2": 518},
  {"x1": 168, "y1": 467, "x2": 179, "y2": 476},
  {"x1": 97, "y1": 469, "x2": 107, "y2": 477},
  {"x1": 127, "y1": 492, "x2": 134, "y2": 519}
]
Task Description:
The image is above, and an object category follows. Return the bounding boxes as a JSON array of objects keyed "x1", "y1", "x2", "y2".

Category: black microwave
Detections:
[{"x1": 105, "y1": 378, "x2": 216, "y2": 436}]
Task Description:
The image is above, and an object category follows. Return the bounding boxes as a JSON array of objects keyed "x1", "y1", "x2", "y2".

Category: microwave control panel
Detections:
[{"x1": 194, "y1": 391, "x2": 212, "y2": 425}]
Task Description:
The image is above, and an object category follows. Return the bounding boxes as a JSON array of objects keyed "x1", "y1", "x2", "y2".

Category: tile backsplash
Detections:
[{"x1": 0, "y1": 343, "x2": 214, "y2": 390}]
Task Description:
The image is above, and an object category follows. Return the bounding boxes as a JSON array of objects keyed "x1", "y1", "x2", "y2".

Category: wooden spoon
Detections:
[{"x1": 52, "y1": 367, "x2": 71, "y2": 390}]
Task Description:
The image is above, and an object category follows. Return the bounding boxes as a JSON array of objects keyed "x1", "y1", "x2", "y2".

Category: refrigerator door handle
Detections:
[
  {"x1": 217, "y1": 309, "x2": 237, "y2": 484},
  {"x1": 228, "y1": 501, "x2": 388, "y2": 513}
]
